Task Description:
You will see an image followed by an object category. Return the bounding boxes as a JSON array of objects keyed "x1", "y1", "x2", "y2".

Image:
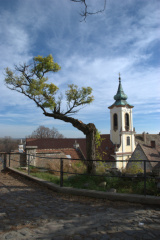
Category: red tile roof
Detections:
[
  {"x1": 26, "y1": 134, "x2": 115, "y2": 161},
  {"x1": 37, "y1": 148, "x2": 82, "y2": 160},
  {"x1": 140, "y1": 144, "x2": 160, "y2": 167},
  {"x1": 26, "y1": 137, "x2": 86, "y2": 157}
]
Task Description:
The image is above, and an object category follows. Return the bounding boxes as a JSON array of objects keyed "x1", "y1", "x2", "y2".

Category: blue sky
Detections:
[{"x1": 0, "y1": 0, "x2": 160, "y2": 138}]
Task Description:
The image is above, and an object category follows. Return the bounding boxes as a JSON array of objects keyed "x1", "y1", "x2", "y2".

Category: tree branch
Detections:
[{"x1": 71, "y1": 0, "x2": 106, "y2": 21}]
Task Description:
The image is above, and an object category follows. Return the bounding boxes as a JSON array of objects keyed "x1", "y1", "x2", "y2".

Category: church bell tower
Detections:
[{"x1": 108, "y1": 75, "x2": 136, "y2": 169}]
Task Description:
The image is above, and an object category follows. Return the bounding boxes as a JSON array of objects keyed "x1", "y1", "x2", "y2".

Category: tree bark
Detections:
[
  {"x1": 86, "y1": 123, "x2": 97, "y2": 174},
  {"x1": 44, "y1": 112, "x2": 97, "y2": 174}
]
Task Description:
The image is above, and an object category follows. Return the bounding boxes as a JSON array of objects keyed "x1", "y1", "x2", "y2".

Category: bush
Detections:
[
  {"x1": 124, "y1": 161, "x2": 143, "y2": 174},
  {"x1": 47, "y1": 159, "x2": 86, "y2": 176},
  {"x1": 96, "y1": 161, "x2": 112, "y2": 174}
]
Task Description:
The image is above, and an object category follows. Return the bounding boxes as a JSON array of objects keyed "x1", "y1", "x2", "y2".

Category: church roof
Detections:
[{"x1": 108, "y1": 76, "x2": 134, "y2": 109}]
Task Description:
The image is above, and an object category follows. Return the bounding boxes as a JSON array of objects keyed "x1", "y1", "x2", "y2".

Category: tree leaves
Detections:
[
  {"x1": 5, "y1": 55, "x2": 94, "y2": 115},
  {"x1": 65, "y1": 84, "x2": 94, "y2": 114}
]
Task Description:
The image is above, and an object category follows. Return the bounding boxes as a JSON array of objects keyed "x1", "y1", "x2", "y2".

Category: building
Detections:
[
  {"x1": 25, "y1": 76, "x2": 136, "y2": 169},
  {"x1": 108, "y1": 75, "x2": 136, "y2": 168},
  {"x1": 25, "y1": 76, "x2": 159, "y2": 171},
  {"x1": 25, "y1": 136, "x2": 115, "y2": 168},
  {"x1": 128, "y1": 143, "x2": 160, "y2": 174}
]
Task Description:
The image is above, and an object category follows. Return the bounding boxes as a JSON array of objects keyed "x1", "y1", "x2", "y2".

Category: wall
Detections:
[
  {"x1": 0, "y1": 152, "x2": 26, "y2": 169},
  {"x1": 0, "y1": 153, "x2": 4, "y2": 170},
  {"x1": 35, "y1": 152, "x2": 67, "y2": 169},
  {"x1": 127, "y1": 144, "x2": 152, "y2": 172}
]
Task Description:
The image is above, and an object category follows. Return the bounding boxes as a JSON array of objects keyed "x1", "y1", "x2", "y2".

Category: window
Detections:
[
  {"x1": 125, "y1": 113, "x2": 129, "y2": 131},
  {"x1": 127, "y1": 136, "x2": 130, "y2": 146},
  {"x1": 113, "y1": 113, "x2": 118, "y2": 131}
]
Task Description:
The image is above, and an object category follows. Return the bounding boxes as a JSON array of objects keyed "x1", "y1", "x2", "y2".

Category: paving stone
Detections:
[
  {"x1": 72, "y1": 235, "x2": 82, "y2": 240},
  {"x1": 0, "y1": 172, "x2": 160, "y2": 240},
  {"x1": 0, "y1": 212, "x2": 7, "y2": 218},
  {"x1": 99, "y1": 234, "x2": 110, "y2": 240}
]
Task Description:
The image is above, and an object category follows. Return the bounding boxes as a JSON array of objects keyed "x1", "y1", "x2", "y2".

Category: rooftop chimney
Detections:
[
  {"x1": 142, "y1": 132, "x2": 146, "y2": 143},
  {"x1": 151, "y1": 141, "x2": 156, "y2": 148},
  {"x1": 73, "y1": 140, "x2": 79, "y2": 149}
]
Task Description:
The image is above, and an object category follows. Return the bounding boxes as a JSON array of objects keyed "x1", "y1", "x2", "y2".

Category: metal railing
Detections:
[{"x1": 1, "y1": 152, "x2": 160, "y2": 196}]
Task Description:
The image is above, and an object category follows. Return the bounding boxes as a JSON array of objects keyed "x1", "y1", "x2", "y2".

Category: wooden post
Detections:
[
  {"x1": 60, "y1": 158, "x2": 63, "y2": 187},
  {"x1": 144, "y1": 160, "x2": 146, "y2": 196},
  {"x1": 3, "y1": 153, "x2": 7, "y2": 170}
]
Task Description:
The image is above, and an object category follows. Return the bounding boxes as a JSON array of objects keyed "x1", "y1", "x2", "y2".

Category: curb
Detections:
[{"x1": 7, "y1": 167, "x2": 160, "y2": 206}]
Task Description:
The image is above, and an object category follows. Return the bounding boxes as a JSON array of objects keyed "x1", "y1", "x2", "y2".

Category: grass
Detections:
[
  {"x1": 29, "y1": 170, "x2": 159, "y2": 196},
  {"x1": 16, "y1": 163, "x2": 160, "y2": 196},
  {"x1": 31, "y1": 172, "x2": 60, "y2": 185}
]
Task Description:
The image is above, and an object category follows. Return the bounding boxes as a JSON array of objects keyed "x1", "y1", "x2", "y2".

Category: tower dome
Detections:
[{"x1": 108, "y1": 75, "x2": 133, "y2": 109}]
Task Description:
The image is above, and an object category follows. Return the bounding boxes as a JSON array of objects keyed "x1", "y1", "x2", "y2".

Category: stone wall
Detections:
[
  {"x1": 35, "y1": 152, "x2": 67, "y2": 169},
  {"x1": 25, "y1": 146, "x2": 37, "y2": 166},
  {"x1": 0, "y1": 153, "x2": 4, "y2": 170},
  {"x1": 0, "y1": 152, "x2": 26, "y2": 169},
  {"x1": 7, "y1": 153, "x2": 26, "y2": 168}
]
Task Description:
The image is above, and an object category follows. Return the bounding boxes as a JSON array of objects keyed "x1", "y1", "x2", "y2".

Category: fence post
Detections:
[
  {"x1": 144, "y1": 160, "x2": 146, "y2": 196},
  {"x1": 60, "y1": 158, "x2": 63, "y2": 187},
  {"x1": 3, "y1": 153, "x2": 7, "y2": 170},
  {"x1": 9, "y1": 153, "x2": 11, "y2": 167},
  {"x1": 28, "y1": 154, "x2": 30, "y2": 175}
]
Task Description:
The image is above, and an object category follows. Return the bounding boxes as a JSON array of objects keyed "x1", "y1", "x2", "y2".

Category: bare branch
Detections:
[{"x1": 71, "y1": 0, "x2": 106, "y2": 21}]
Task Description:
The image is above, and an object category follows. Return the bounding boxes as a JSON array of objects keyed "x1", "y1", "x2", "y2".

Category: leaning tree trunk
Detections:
[
  {"x1": 43, "y1": 112, "x2": 97, "y2": 174},
  {"x1": 86, "y1": 123, "x2": 97, "y2": 174}
]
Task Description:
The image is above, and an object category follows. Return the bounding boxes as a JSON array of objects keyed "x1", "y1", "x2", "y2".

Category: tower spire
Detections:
[
  {"x1": 119, "y1": 73, "x2": 121, "y2": 83},
  {"x1": 108, "y1": 75, "x2": 133, "y2": 109}
]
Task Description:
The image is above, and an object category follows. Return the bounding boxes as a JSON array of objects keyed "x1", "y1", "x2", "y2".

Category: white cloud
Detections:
[{"x1": 0, "y1": 0, "x2": 159, "y2": 137}]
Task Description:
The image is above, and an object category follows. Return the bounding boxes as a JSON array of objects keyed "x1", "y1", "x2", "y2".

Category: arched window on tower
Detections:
[
  {"x1": 125, "y1": 113, "x2": 129, "y2": 131},
  {"x1": 113, "y1": 113, "x2": 118, "y2": 131},
  {"x1": 127, "y1": 136, "x2": 130, "y2": 146}
]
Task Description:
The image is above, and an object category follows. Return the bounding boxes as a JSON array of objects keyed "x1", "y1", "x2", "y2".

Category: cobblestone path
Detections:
[{"x1": 0, "y1": 171, "x2": 160, "y2": 240}]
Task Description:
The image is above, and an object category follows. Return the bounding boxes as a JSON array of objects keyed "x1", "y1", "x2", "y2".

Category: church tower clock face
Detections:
[{"x1": 108, "y1": 75, "x2": 136, "y2": 169}]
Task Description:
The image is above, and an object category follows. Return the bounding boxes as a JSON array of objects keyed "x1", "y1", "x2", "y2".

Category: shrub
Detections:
[
  {"x1": 124, "y1": 161, "x2": 143, "y2": 174},
  {"x1": 47, "y1": 159, "x2": 86, "y2": 176},
  {"x1": 96, "y1": 161, "x2": 112, "y2": 174}
]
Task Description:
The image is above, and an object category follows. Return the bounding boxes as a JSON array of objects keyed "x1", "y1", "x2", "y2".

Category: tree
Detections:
[
  {"x1": 28, "y1": 125, "x2": 64, "y2": 138},
  {"x1": 0, "y1": 137, "x2": 20, "y2": 153},
  {"x1": 71, "y1": 0, "x2": 107, "y2": 21},
  {"x1": 5, "y1": 54, "x2": 97, "y2": 174}
]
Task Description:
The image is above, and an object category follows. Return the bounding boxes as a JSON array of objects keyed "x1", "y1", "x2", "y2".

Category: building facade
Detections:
[{"x1": 108, "y1": 76, "x2": 136, "y2": 169}]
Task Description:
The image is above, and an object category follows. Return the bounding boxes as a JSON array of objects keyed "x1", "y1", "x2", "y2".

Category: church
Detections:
[
  {"x1": 25, "y1": 75, "x2": 160, "y2": 171},
  {"x1": 26, "y1": 75, "x2": 138, "y2": 170},
  {"x1": 108, "y1": 75, "x2": 136, "y2": 168}
]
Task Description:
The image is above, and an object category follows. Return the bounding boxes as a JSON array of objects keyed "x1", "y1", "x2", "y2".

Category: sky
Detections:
[{"x1": 0, "y1": 0, "x2": 160, "y2": 138}]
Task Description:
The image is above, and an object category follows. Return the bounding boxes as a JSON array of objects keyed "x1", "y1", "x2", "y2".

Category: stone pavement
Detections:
[{"x1": 0, "y1": 171, "x2": 160, "y2": 240}]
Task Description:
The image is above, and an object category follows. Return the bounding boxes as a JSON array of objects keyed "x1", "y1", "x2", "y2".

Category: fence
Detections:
[{"x1": 1, "y1": 152, "x2": 160, "y2": 196}]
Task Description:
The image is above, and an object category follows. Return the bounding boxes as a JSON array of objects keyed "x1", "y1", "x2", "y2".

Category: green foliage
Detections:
[
  {"x1": 95, "y1": 130, "x2": 107, "y2": 160},
  {"x1": 125, "y1": 161, "x2": 143, "y2": 174},
  {"x1": 124, "y1": 152, "x2": 144, "y2": 174},
  {"x1": 30, "y1": 171, "x2": 159, "y2": 196},
  {"x1": 31, "y1": 172, "x2": 60, "y2": 185},
  {"x1": 5, "y1": 55, "x2": 60, "y2": 111},
  {"x1": 65, "y1": 84, "x2": 94, "y2": 113},
  {"x1": 5, "y1": 54, "x2": 94, "y2": 115},
  {"x1": 33, "y1": 55, "x2": 61, "y2": 74},
  {"x1": 17, "y1": 166, "x2": 159, "y2": 196},
  {"x1": 96, "y1": 161, "x2": 112, "y2": 174},
  {"x1": 70, "y1": 160, "x2": 86, "y2": 174}
]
